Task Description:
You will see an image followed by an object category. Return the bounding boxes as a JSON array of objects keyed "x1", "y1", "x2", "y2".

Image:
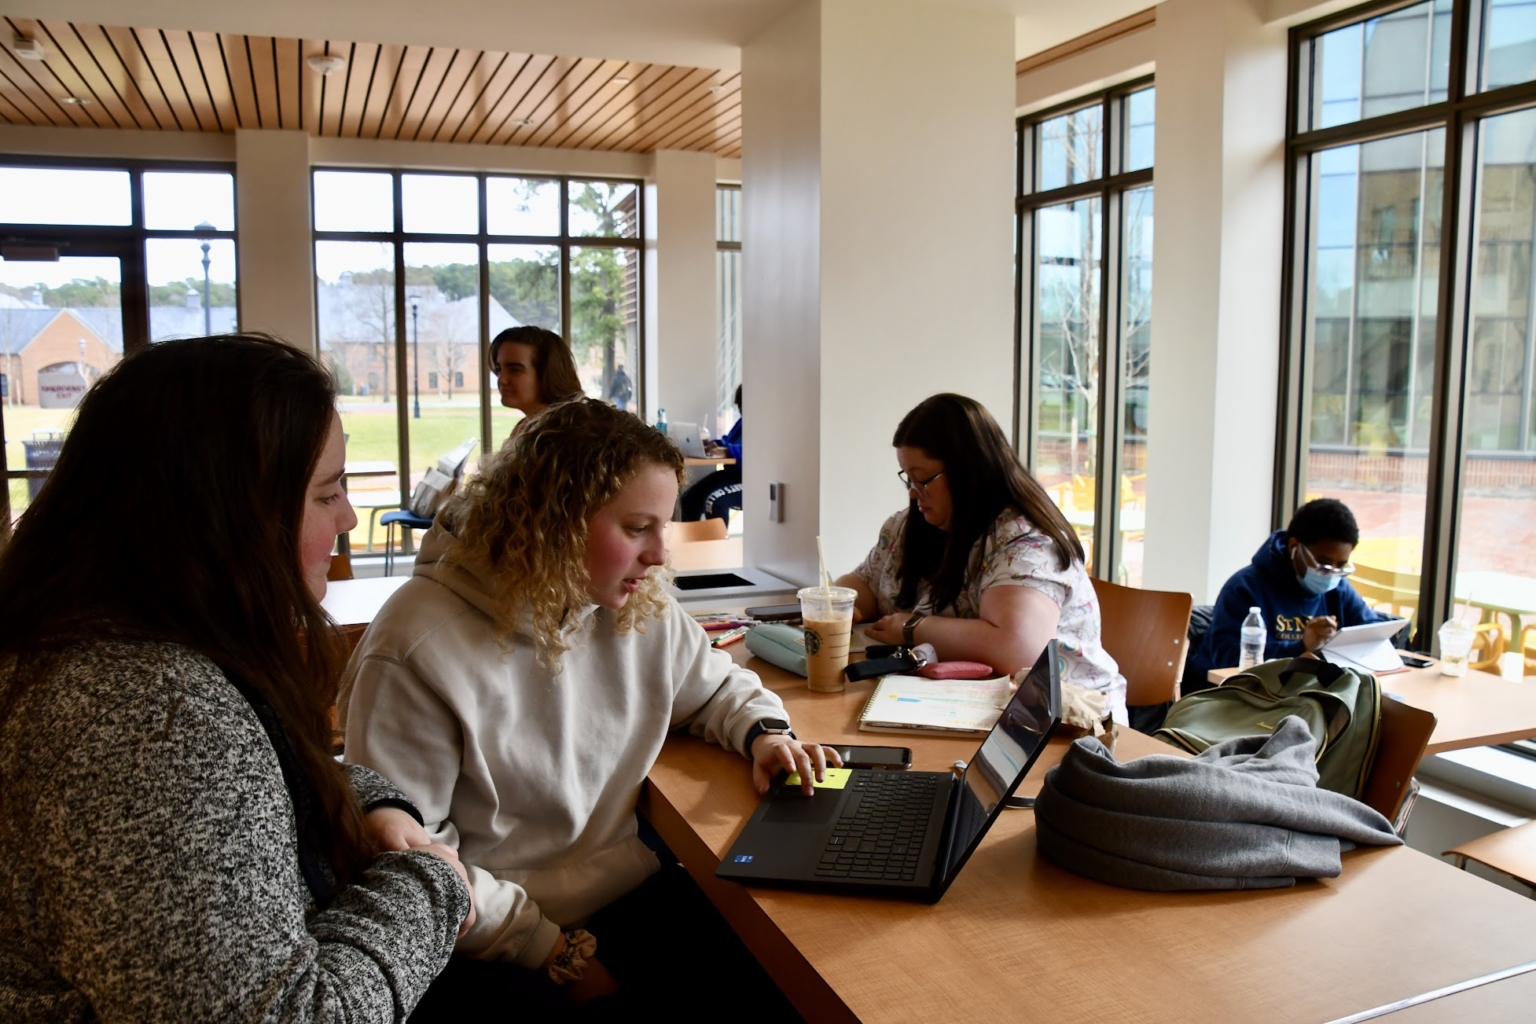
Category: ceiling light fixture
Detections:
[
  {"x1": 306, "y1": 53, "x2": 348, "y2": 75},
  {"x1": 508, "y1": 117, "x2": 536, "y2": 127},
  {"x1": 60, "y1": 96, "x2": 92, "y2": 106},
  {"x1": 708, "y1": 84, "x2": 725, "y2": 94},
  {"x1": 12, "y1": 35, "x2": 44, "y2": 60},
  {"x1": 613, "y1": 76, "x2": 631, "y2": 85}
]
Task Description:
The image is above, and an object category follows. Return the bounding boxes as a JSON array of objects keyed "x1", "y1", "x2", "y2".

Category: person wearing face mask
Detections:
[{"x1": 1186, "y1": 498, "x2": 1397, "y2": 689}]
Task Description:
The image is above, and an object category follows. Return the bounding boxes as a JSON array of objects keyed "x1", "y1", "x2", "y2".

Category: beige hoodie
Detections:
[{"x1": 339, "y1": 523, "x2": 788, "y2": 968}]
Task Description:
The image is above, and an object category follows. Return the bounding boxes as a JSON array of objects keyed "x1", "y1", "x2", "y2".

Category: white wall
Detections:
[
  {"x1": 742, "y1": 0, "x2": 1016, "y2": 585},
  {"x1": 1015, "y1": 28, "x2": 1155, "y2": 113},
  {"x1": 235, "y1": 130, "x2": 316, "y2": 350},
  {"x1": 742, "y1": 0, "x2": 824, "y2": 582},
  {"x1": 1143, "y1": 0, "x2": 1288, "y2": 602},
  {"x1": 647, "y1": 150, "x2": 720, "y2": 430}
]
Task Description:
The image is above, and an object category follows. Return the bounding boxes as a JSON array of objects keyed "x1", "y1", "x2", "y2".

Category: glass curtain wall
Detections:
[
  {"x1": 717, "y1": 185, "x2": 742, "y2": 432},
  {"x1": 0, "y1": 160, "x2": 237, "y2": 530},
  {"x1": 1017, "y1": 83, "x2": 1154, "y2": 584},
  {"x1": 312, "y1": 169, "x2": 643, "y2": 555},
  {"x1": 1286, "y1": 0, "x2": 1536, "y2": 661}
]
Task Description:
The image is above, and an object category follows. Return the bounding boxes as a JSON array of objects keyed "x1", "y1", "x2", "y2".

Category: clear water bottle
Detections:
[
  {"x1": 1239, "y1": 607, "x2": 1266, "y2": 670},
  {"x1": 655, "y1": 407, "x2": 668, "y2": 436}
]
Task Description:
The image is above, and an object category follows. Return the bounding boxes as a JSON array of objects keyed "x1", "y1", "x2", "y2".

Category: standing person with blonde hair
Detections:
[
  {"x1": 340, "y1": 398, "x2": 834, "y2": 1019},
  {"x1": 489, "y1": 325, "x2": 584, "y2": 434},
  {"x1": 0, "y1": 335, "x2": 473, "y2": 1021}
]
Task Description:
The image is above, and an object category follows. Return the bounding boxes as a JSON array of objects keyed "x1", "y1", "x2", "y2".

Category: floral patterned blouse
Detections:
[{"x1": 851, "y1": 507, "x2": 1125, "y2": 723}]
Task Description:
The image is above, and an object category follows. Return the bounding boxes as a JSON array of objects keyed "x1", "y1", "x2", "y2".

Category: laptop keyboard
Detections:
[{"x1": 814, "y1": 772, "x2": 940, "y2": 882}]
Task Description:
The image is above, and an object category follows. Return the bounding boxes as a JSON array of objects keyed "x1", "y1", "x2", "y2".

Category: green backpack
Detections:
[{"x1": 1154, "y1": 657, "x2": 1383, "y2": 799}]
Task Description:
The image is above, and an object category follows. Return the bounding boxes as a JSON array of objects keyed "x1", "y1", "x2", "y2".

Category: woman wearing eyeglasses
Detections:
[
  {"x1": 1186, "y1": 497, "x2": 1398, "y2": 690},
  {"x1": 834, "y1": 393, "x2": 1124, "y2": 723}
]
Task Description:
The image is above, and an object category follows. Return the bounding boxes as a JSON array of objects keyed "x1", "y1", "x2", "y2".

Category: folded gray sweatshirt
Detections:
[{"x1": 1034, "y1": 716, "x2": 1401, "y2": 891}]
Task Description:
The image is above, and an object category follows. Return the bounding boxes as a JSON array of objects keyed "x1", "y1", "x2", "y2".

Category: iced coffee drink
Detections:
[{"x1": 798, "y1": 586, "x2": 857, "y2": 693}]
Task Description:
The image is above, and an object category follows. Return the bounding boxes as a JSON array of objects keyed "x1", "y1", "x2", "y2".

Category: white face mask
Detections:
[
  {"x1": 1294, "y1": 541, "x2": 1349, "y2": 595},
  {"x1": 1299, "y1": 566, "x2": 1343, "y2": 595}
]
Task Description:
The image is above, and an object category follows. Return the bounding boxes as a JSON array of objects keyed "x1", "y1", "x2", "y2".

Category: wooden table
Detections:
[
  {"x1": 684, "y1": 456, "x2": 737, "y2": 468},
  {"x1": 1206, "y1": 662, "x2": 1536, "y2": 754},
  {"x1": 643, "y1": 644, "x2": 1536, "y2": 1024},
  {"x1": 320, "y1": 575, "x2": 410, "y2": 628}
]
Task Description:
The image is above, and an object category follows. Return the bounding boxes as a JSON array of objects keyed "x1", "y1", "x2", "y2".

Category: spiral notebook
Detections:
[{"x1": 858, "y1": 674, "x2": 1015, "y2": 736}]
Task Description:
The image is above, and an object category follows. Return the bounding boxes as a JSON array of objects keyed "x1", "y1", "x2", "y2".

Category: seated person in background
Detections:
[
  {"x1": 1187, "y1": 497, "x2": 1394, "y2": 687},
  {"x1": 681, "y1": 384, "x2": 743, "y2": 522},
  {"x1": 0, "y1": 335, "x2": 472, "y2": 1020},
  {"x1": 340, "y1": 398, "x2": 835, "y2": 1020},
  {"x1": 490, "y1": 325, "x2": 584, "y2": 437},
  {"x1": 834, "y1": 393, "x2": 1124, "y2": 724}
]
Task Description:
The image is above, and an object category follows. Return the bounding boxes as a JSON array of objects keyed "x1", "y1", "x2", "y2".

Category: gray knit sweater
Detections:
[{"x1": 0, "y1": 640, "x2": 469, "y2": 1022}]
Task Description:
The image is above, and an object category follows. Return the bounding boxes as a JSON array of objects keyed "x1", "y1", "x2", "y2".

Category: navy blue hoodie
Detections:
[{"x1": 1188, "y1": 530, "x2": 1390, "y2": 686}]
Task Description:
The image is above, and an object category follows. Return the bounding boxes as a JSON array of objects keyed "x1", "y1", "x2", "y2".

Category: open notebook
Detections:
[{"x1": 858, "y1": 674, "x2": 1015, "y2": 736}]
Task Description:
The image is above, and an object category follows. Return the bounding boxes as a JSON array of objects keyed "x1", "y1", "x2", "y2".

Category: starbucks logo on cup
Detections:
[{"x1": 803, "y1": 628, "x2": 822, "y2": 655}]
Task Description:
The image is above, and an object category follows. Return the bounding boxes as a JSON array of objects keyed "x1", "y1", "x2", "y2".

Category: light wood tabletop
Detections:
[
  {"x1": 1206, "y1": 662, "x2": 1536, "y2": 754},
  {"x1": 684, "y1": 456, "x2": 737, "y2": 467},
  {"x1": 320, "y1": 575, "x2": 410, "y2": 627},
  {"x1": 643, "y1": 643, "x2": 1536, "y2": 1024}
]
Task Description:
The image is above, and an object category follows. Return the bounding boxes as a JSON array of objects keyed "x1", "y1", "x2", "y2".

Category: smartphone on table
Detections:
[
  {"x1": 830, "y1": 745, "x2": 912, "y2": 770},
  {"x1": 1400, "y1": 653, "x2": 1434, "y2": 669},
  {"x1": 746, "y1": 603, "x2": 802, "y2": 623}
]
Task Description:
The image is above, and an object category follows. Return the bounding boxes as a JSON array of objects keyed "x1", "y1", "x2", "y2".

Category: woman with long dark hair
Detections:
[
  {"x1": 0, "y1": 335, "x2": 472, "y2": 1020},
  {"x1": 835, "y1": 393, "x2": 1123, "y2": 721}
]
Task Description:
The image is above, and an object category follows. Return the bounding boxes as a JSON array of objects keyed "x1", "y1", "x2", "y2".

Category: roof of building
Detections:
[{"x1": 0, "y1": 283, "x2": 511, "y2": 357}]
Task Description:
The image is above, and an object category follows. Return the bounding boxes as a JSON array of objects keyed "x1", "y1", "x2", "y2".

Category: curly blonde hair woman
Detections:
[
  {"x1": 339, "y1": 399, "x2": 838, "y2": 1020},
  {"x1": 450, "y1": 398, "x2": 680, "y2": 669}
]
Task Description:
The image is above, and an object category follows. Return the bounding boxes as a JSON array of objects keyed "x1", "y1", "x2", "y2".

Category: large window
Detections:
[
  {"x1": 1017, "y1": 83, "x2": 1154, "y2": 585},
  {"x1": 312, "y1": 170, "x2": 642, "y2": 554},
  {"x1": 0, "y1": 160, "x2": 237, "y2": 529},
  {"x1": 1284, "y1": 0, "x2": 1536, "y2": 653},
  {"x1": 716, "y1": 185, "x2": 742, "y2": 431}
]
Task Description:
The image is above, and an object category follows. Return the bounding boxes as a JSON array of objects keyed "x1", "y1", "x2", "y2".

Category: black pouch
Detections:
[{"x1": 845, "y1": 646, "x2": 921, "y2": 682}]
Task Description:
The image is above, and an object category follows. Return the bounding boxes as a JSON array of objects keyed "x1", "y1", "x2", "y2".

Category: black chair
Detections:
[{"x1": 379, "y1": 509, "x2": 434, "y2": 576}]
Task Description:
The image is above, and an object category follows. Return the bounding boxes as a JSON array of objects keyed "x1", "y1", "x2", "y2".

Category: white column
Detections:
[
  {"x1": 1142, "y1": 0, "x2": 1289, "y2": 601},
  {"x1": 235, "y1": 129, "x2": 316, "y2": 352},
  {"x1": 646, "y1": 149, "x2": 720, "y2": 429},
  {"x1": 742, "y1": 0, "x2": 1016, "y2": 584}
]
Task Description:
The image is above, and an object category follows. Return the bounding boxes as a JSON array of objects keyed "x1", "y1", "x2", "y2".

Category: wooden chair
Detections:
[
  {"x1": 668, "y1": 518, "x2": 728, "y2": 543},
  {"x1": 1360, "y1": 697, "x2": 1436, "y2": 831},
  {"x1": 1090, "y1": 578, "x2": 1193, "y2": 711},
  {"x1": 327, "y1": 551, "x2": 354, "y2": 582},
  {"x1": 1350, "y1": 563, "x2": 1504, "y2": 669},
  {"x1": 1444, "y1": 820, "x2": 1536, "y2": 892}
]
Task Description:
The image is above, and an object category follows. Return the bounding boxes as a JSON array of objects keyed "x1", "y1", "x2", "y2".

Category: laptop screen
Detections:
[{"x1": 937, "y1": 642, "x2": 1061, "y2": 887}]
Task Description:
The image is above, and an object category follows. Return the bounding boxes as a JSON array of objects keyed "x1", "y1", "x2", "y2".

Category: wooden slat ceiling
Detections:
[{"x1": 0, "y1": 16, "x2": 742, "y2": 157}]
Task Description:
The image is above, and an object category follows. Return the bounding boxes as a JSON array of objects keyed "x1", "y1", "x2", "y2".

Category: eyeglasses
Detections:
[
  {"x1": 1299, "y1": 542, "x2": 1354, "y2": 577},
  {"x1": 897, "y1": 469, "x2": 945, "y2": 495}
]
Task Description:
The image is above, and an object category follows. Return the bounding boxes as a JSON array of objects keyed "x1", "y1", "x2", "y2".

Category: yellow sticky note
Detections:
[{"x1": 783, "y1": 767, "x2": 852, "y2": 789}]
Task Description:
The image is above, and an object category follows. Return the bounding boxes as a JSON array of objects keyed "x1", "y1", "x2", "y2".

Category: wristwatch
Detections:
[
  {"x1": 744, "y1": 717, "x2": 795, "y2": 753},
  {"x1": 902, "y1": 612, "x2": 928, "y2": 647}
]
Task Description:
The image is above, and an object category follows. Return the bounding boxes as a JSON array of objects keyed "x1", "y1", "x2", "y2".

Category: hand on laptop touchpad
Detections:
[{"x1": 762, "y1": 790, "x2": 841, "y2": 824}]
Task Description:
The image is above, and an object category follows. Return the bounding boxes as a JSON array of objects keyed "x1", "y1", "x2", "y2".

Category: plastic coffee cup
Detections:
[
  {"x1": 798, "y1": 586, "x2": 857, "y2": 693},
  {"x1": 1437, "y1": 619, "x2": 1474, "y2": 678}
]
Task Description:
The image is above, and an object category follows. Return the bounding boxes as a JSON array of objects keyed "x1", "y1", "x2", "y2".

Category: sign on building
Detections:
[{"x1": 37, "y1": 371, "x2": 88, "y2": 409}]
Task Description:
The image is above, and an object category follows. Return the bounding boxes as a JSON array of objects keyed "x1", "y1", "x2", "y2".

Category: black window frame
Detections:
[
  {"x1": 1015, "y1": 77, "x2": 1154, "y2": 581},
  {"x1": 1279, "y1": 0, "x2": 1536, "y2": 649},
  {"x1": 309, "y1": 167, "x2": 645, "y2": 494},
  {"x1": 0, "y1": 154, "x2": 239, "y2": 529}
]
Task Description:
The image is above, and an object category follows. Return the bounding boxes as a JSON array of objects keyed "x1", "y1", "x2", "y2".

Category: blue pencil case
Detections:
[{"x1": 744, "y1": 623, "x2": 808, "y2": 677}]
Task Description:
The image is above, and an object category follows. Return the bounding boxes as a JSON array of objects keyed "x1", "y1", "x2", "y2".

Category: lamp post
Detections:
[
  {"x1": 411, "y1": 297, "x2": 420, "y2": 420},
  {"x1": 195, "y1": 221, "x2": 215, "y2": 337}
]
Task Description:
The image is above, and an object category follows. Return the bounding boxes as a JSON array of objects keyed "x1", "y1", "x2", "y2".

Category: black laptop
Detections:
[{"x1": 716, "y1": 641, "x2": 1063, "y2": 903}]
